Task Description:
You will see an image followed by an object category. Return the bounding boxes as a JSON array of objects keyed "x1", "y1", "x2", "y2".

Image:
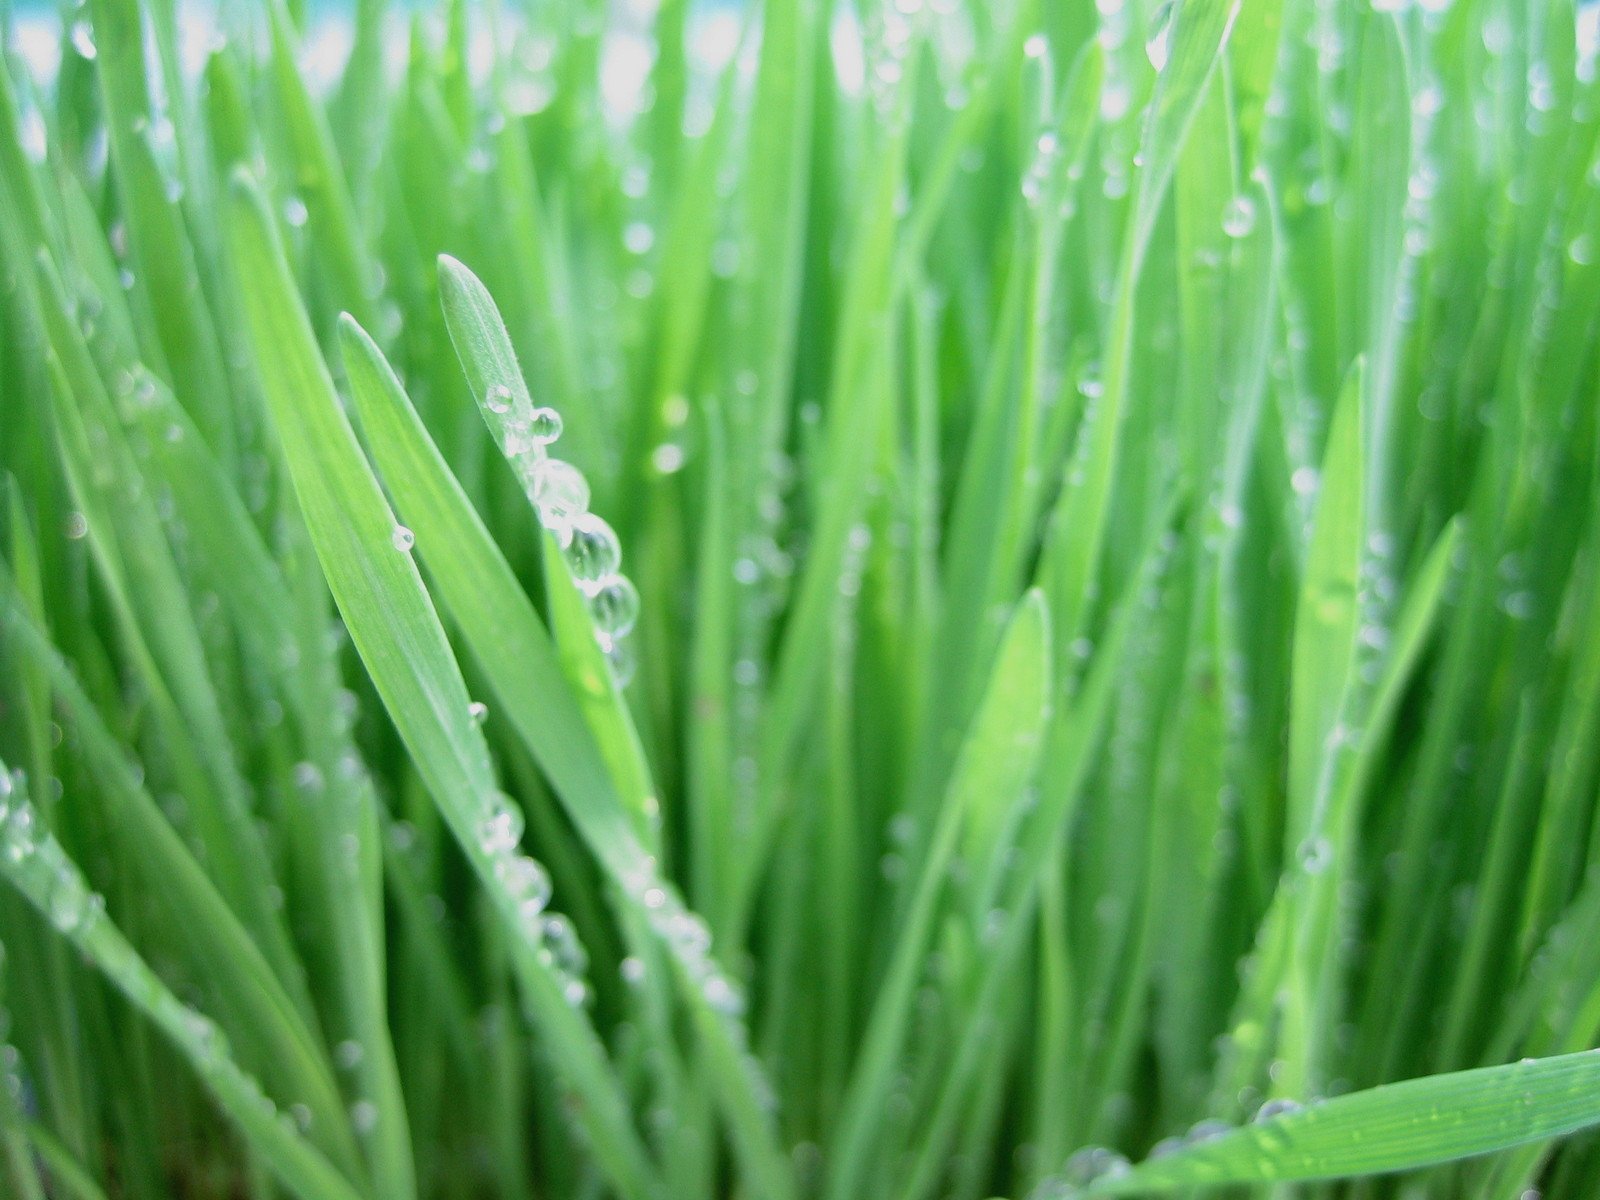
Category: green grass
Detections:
[{"x1": 3, "y1": 0, "x2": 1600, "y2": 1197}]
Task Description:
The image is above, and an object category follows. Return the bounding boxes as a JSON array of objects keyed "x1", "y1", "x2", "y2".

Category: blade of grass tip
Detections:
[
  {"x1": 1026, "y1": 493, "x2": 1189, "y2": 1167},
  {"x1": 899, "y1": 507, "x2": 1183, "y2": 1200},
  {"x1": 824, "y1": 592, "x2": 1051, "y2": 1200},
  {"x1": 1218, "y1": 517, "x2": 1459, "y2": 1119},
  {"x1": 394, "y1": 257, "x2": 657, "y2": 851},
  {"x1": 1210, "y1": 362, "x2": 1366, "y2": 1107},
  {"x1": 442, "y1": 264, "x2": 661, "y2": 847},
  {"x1": 0, "y1": 769, "x2": 366, "y2": 1200},
  {"x1": 1048, "y1": 1051, "x2": 1600, "y2": 1197},
  {"x1": 1276, "y1": 357, "x2": 1365, "y2": 1095},
  {"x1": 1152, "y1": 166, "x2": 1273, "y2": 1110},
  {"x1": 423, "y1": 263, "x2": 713, "y2": 1101},
  {"x1": 913, "y1": 37, "x2": 1102, "y2": 822},
  {"x1": 346, "y1": 283, "x2": 796, "y2": 1200},
  {"x1": 224, "y1": 171, "x2": 659, "y2": 1200}
]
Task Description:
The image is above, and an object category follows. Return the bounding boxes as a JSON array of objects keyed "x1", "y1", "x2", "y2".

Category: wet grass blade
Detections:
[
  {"x1": 1068, "y1": 1051, "x2": 1600, "y2": 1196},
  {"x1": 225, "y1": 171, "x2": 660, "y2": 1200}
]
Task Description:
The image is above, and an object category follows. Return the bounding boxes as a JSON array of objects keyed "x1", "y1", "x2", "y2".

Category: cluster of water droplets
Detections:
[
  {"x1": 176, "y1": 999, "x2": 338, "y2": 1141},
  {"x1": 621, "y1": 855, "x2": 750, "y2": 1022},
  {"x1": 0, "y1": 770, "x2": 106, "y2": 939},
  {"x1": 469, "y1": 381, "x2": 640, "y2": 678},
  {"x1": 860, "y1": 0, "x2": 920, "y2": 124},
  {"x1": 468, "y1": 789, "x2": 594, "y2": 1007},
  {"x1": 1033, "y1": 1100, "x2": 1321, "y2": 1199}
]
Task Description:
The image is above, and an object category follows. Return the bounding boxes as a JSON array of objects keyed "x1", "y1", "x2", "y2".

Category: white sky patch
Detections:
[
  {"x1": 601, "y1": 30, "x2": 653, "y2": 122},
  {"x1": 689, "y1": 8, "x2": 741, "y2": 75},
  {"x1": 830, "y1": 7, "x2": 864, "y2": 96},
  {"x1": 1580, "y1": 4, "x2": 1600, "y2": 81},
  {"x1": 300, "y1": 16, "x2": 356, "y2": 94},
  {"x1": 13, "y1": 16, "x2": 61, "y2": 82}
]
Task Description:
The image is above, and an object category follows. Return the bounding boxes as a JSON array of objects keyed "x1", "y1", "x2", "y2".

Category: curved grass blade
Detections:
[
  {"x1": 1052, "y1": 1051, "x2": 1600, "y2": 1195},
  {"x1": 224, "y1": 171, "x2": 659, "y2": 1200},
  {"x1": 0, "y1": 768, "x2": 365, "y2": 1200},
  {"x1": 429, "y1": 255, "x2": 659, "y2": 844},
  {"x1": 0, "y1": 600, "x2": 365, "y2": 1182},
  {"x1": 345, "y1": 277, "x2": 797, "y2": 1200}
]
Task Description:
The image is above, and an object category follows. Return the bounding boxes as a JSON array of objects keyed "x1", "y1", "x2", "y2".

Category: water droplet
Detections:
[
  {"x1": 351, "y1": 1099, "x2": 378, "y2": 1134},
  {"x1": 1064, "y1": 1146, "x2": 1131, "y2": 1184},
  {"x1": 477, "y1": 793, "x2": 525, "y2": 855},
  {"x1": 623, "y1": 221, "x2": 655, "y2": 255},
  {"x1": 1298, "y1": 836, "x2": 1333, "y2": 875},
  {"x1": 498, "y1": 855, "x2": 553, "y2": 919},
  {"x1": 468, "y1": 701, "x2": 489, "y2": 726},
  {"x1": 391, "y1": 525, "x2": 415, "y2": 552},
  {"x1": 563, "y1": 978, "x2": 591, "y2": 1006},
  {"x1": 606, "y1": 640, "x2": 637, "y2": 686},
  {"x1": 1254, "y1": 1097, "x2": 1304, "y2": 1122},
  {"x1": 2, "y1": 804, "x2": 37, "y2": 863},
  {"x1": 704, "y1": 975, "x2": 745, "y2": 1016},
  {"x1": 541, "y1": 913, "x2": 588, "y2": 975},
  {"x1": 48, "y1": 880, "x2": 86, "y2": 932},
  {"x1": 564, "y1": 513, "x2": 622, "y2": 587},
  {"x1": 184, "y1": 1008, "x2": 228, "y2": 1066},
  {"x1": 589, "y1": 576, "x2": 641, "y2": 641},
  {"x1": 668, "y1": 912, "x2": 712, "y2": 957},
  {"x1": 1223, "y1": 194, "x2": 1257, "y2": 238},
  {"x1": 70, "y1": 20, "x2": 97, "y2": 60},
  {"x1": 1186, "y1": 1118, "x2": 1231, "y2": 1144},
  {"x1": 651, "y1": 443, "x2": 686, "y2": 473},
  {"x1": 529, "y1": 459, "x2": 590, "y2": 525},
  {"x1": 335, "y1": 1039, "x2": 365, "y2": 1069},
  {"x1": 528, "y1": 407, "x2": 563, "y2": 445},
  {"x1": 486, "y1": 384, "x2": 513, "y2": 414},
  {"x1": 1145, "y1": 1, "x2": 1175, "y2": 71}
]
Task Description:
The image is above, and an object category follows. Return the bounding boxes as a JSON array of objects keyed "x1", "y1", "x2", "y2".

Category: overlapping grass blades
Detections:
[{"x1": 4, "y1": 0, "x2": 1600, "y2": 1198}]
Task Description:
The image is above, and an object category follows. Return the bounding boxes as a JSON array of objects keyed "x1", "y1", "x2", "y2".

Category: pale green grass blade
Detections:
[
  {"x1": 1062, "y1": 1051, "x2": 1600, "y2": 1196},
  {"x1": 340, "y1": 290, "x2": 655, "y2": 855},
  {"x1": 825, "y1": 591, "x2": 1050, "y2": 1200},
  {"x1": 0, "y1": 602, "x2": 365, "y2": 1179},
  {"x1": 377, "y1": 262, "x2": 797, "y2": 1200},
  {"x1": 224, "y1": 171, "x2": 659, "y2": 1200},
  {"x1": 0, "y1": 770, "x2": 365, "y2": 1200}
]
